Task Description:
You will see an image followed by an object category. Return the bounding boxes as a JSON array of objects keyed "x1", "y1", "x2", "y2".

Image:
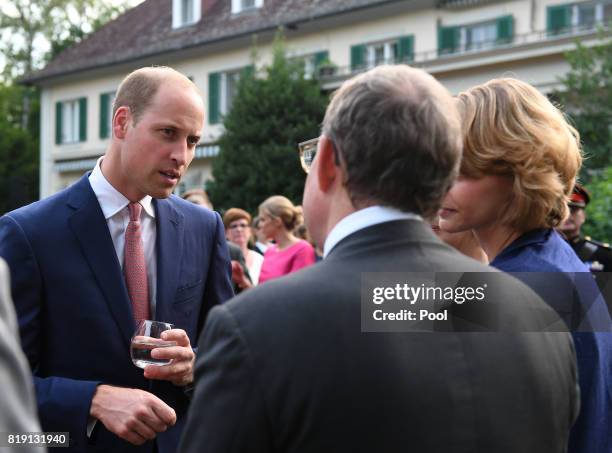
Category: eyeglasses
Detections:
[
  {"x1": 298, "y1": 138, "x2": 319, "y2": 174},
  {"x1": 228, "y1": 222, "x2": 249, "y2": 230}
]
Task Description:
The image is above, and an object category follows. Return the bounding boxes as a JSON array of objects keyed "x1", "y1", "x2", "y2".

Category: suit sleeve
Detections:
[
  {"x1": 197, "y1": 212, "x2": 234, "y2": 338},
  {"x1": 0, "y1": 258, "x2": 42, "y2": 441},
  {"x1": 179, "y1": 305, "x2": 273, "y2": 453},
  {"x1": 0, "y1": 215, "x2": 100, "y2": 449}
]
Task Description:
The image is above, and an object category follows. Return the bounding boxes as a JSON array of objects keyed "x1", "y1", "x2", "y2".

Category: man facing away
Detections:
[
  {"x1": 179, "y1": 65, "x2": 579, "y2": 453},
  {"x1": 0, "y1": 67, "x2": 234, "y2": 452}
]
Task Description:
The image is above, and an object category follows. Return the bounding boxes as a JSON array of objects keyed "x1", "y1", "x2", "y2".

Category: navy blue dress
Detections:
[{"x1": 492, "y1": 228, "x2": 612, "y2": 453}]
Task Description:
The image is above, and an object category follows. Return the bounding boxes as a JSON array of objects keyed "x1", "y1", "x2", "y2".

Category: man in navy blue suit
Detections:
[{"x1": 0, "y1": 67, "x2": 233, "y2": 452}]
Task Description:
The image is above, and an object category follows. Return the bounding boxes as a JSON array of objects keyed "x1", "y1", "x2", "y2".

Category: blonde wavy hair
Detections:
[
  {"x1": 457, "y1": 78, "x2": 582, "y2": 230},
  {"x1": 258, "y1": 196, "x2": 303, "y2": 231}
]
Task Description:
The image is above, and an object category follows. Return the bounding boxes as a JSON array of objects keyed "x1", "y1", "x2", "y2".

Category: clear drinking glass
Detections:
[{"x1": 130, "y1": 320, "x2": 177, "y2": 369}]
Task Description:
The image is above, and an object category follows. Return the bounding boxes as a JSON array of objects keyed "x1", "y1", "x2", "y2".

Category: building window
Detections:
[
  {"x1": 350, "y1": 36, "x2": 414, "y2": 71},
  {"x1": 172, "y1": 0, "x2": 201, "y2": 28},
  {"x1": 292, "y1": 51, "x2": 330, "y2": 79},
  {"x1": 462, "y1": 21, "x2": 498, "y2": 51},
  {"x1": 208, "y1": 66, "x2": 254, "y2": 124},
  {"x1": 438, "y1": 16, "x2": 513, "y2": 56},
  {"x1": 547, "y1": 0, "x2": 612, "y2": 35},
  {"x1": 221, "y1": 70, "x2": 242, "y2": 116},
  {"x1": 231, "y1": 0, "x2": 263, "y2": 14},
  {"x1": 55, "y1": 98, "x2": 87, "y2": 145},
  {"x1": 99, "y1": 92, "x2": 115, "y2": 139},
  {"x1": 367, "y1": 41, "x2": 399, "y2": 67}
]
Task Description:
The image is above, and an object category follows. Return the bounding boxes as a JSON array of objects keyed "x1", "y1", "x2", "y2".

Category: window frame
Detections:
[
  {"x1": 99, "y1": 91, "x2": 115, "y2": 140},
  {"x1": 56, "y1": 97, "x2": 87, "y2": 145},
  {"x1": 350, "y1": 35, "x2": 414, "y2": 71},
  {"x1": 438, "y1": 15, "x2": 513, "y2": 56},
  {"x1": 231, "y1": 0, "x2": 263, "y2": 14},
  {"x1": 172, "y1": 0, "x2": 201, "y2": 29}
]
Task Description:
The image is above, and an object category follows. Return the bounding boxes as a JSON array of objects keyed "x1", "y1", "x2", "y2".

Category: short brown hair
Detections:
[
  {"x1": 223, "y1": 208, "x2": 252, "y2": 230},
  {"x1": 113, "y1": 66, "x2": 198, "y2": 124},
  {"x1": 322, "y1": 65, "x2": 462, "y2": 217},
  {"x1": 457, "y1": 78, "x2": 582, "y2": 230}
]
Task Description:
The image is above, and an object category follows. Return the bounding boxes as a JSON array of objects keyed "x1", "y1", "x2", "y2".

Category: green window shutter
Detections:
[
  {"x1": 350, "y1": 44, "x2": 365, "y2": 71},
  {"x1": 55, "y1": 102, "x2": 63, "y2": 144},
  {"x1": 314, "y1": 51, "x2": 329, "y2": 67},
  {"x1": 496, "y1": 15, "x2": 514, "y2": 43},
  {"x1": 99, "y1": 93, "x2": 110, "y2": 139},
  {"x1": 438, "y1": 26, "x2": 459, "y2": 55},
  {"x1": 242, "y1": 64, "x2": 255, "y2": 77},
  {"x1": 208, "y1": 72, "x2": 220, "y2": 124},
  {"x1": 78, "y1": 97, "x2": 87, "y2": 142},
  {"x1": 398, "y1": 35, "x2": 414, "y2": 63},
  {"x1": 547, "y1": 5, "x2": 572, "y2": 34}
]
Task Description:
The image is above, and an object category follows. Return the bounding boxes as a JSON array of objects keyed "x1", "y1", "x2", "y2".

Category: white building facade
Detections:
[{"x1": 25, "y1": 0, "x2": 612, "y2": 198}]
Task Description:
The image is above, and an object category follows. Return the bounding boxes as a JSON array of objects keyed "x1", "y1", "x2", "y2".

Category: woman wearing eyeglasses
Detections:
[
  {"x1": 223, "y1": 208, "x2": 264, "y2": 285},
  {"x1": 257, "y1": 195, "x2": 316, "y2": 284}
]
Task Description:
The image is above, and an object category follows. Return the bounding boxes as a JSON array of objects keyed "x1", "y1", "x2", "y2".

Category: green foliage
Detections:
[
  {"x1": 0, "y1": 0, "x2": 129, "y2": 80},
  {"x1": 0, "y1": 84, "x2": 39, "y2": 213},
  {"x1": 556, "y1": 31, "x2": 612, "y2": 240},
  {"x1": 555, "y1": 31, "x2": 612, "y2": 178},
  {"x1": 583, "y1": 166, "x2": 612, "y2": 242},
  {"x1": 208, "y1": 36, "x2": 328, "y2": 213},
  {"x1": 0, "y1": 0, "x2": 130, "y2": 211}
]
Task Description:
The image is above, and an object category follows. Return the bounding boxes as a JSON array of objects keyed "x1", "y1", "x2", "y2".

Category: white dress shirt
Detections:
[
  {"x1": 323, "y1": 205, "x2": 422, "y2": 258},
  {"x1": 88, "y1": 157, "x2": 158, "y2": 318}
]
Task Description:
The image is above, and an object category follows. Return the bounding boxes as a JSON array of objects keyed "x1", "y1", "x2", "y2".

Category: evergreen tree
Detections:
[
  {"x1": 208, "y1": 38, "x2": 328, "y2": 213},
  {"x1": 583, "y1": 166, "x2": 612, "y2": 242},
  {"x1": 555, "y1": 30, "x2": 612, "y2": 240},
  {"x1": 555, "y1": 30, "x2": 612, "y2": 178}
]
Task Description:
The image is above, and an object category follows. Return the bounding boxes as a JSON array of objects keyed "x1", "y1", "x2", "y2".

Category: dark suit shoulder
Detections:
[
  {"x1": 164, "y1": 195, "x2": 221, "y2": 225},
  {"x1": 225, "y1": 236, "x2": 550, "y2": 334},
  {"x1": 5, "y1": 184, "x2": 75, "y2": 224}
]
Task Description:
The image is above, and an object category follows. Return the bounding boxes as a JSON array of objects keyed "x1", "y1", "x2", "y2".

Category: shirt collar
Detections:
[
  {"x1": 88, "y1": 156, "x2": 155, "y2": 220},
  {"x1": 491, "y1": 228, "x2": 550, "y2": 265},
  {"x1": 323, "y1": 205, "x2": 422, "y2": 258}
]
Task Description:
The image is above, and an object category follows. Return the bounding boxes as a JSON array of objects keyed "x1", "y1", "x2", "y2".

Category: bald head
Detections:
[{"x1": 113, "y1": 66, "x2": 201, "y2": 125}]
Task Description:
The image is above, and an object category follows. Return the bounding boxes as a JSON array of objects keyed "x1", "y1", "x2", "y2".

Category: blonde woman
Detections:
[
  {"x1": 258, "y1": 196, "x2": 316, "y2": 284},
  {"x1": 439, "y1": 78, "x2": 612, "y2": 453},
  {"x1": 223, "y1": 208, "x2": 264, "y2": 285},
  {"x1": 430, "y1": 215, "x2": 487, "y2": 263}
]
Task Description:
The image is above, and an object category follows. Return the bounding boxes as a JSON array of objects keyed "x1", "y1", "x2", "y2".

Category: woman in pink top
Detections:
[{"x1": 257, "y1": 195, "x2": 316, "y2": 284}]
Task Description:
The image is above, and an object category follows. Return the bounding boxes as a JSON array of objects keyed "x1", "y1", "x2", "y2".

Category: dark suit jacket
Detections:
[
  {"x1": 180, "y1": 219, "x2": 578, "y2": 453},
  {"x1": 227, "y1": 241, "x2": 252, "y2": 294},
  {"x1": 0, "y1": 174, "x2": 234, "y2": 453}
]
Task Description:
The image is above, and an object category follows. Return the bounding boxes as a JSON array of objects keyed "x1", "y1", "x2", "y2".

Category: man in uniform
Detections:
[{"x1": 559, "y1": 183, "x2": 612, "y2": 273}]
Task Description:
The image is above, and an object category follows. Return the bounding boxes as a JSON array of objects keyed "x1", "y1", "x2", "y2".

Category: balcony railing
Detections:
[{"x1": 318, "y1": 21, "x2": 610, "y2": 82}]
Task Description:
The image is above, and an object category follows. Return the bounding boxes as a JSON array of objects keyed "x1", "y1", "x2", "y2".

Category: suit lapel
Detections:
[
  {"x1": 67, "y1": 175, "x2": 135, "y2": 345},
  {"x1": 154, "y1": 198, "x2": 184, "y2": 322}
]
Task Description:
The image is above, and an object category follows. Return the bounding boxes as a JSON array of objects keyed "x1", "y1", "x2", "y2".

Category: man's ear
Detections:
[
  {"x1": 316, "y1": 135, "x2": 338, "y2": 193},
  {"x1": 113, "y1": 106, "x2": 131, "y2": 139}
]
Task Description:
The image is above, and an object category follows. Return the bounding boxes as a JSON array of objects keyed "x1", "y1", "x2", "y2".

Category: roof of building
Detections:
[{"x1": 22, "y1": 0, "x2": 406, "y2": 84}]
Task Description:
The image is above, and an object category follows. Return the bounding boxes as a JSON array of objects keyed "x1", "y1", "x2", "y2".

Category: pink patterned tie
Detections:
[{"x1": 125, "y1": 202, "x2": 150, "y2": 322}]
